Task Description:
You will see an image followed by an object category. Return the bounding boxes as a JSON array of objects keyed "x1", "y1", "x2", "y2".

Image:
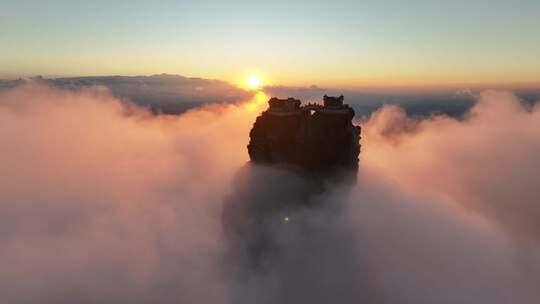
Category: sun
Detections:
[{"x1": 246, "y1": 76, "x2": 262, "y2": 90}]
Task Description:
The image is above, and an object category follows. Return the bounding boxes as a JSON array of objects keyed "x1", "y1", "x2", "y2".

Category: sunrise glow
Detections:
[
  {"x1": 244, "y1": 91, "x2": 268, "y2": 112},
  {"x1": 246, "y1": 76, "x2": 262, "y2": 90}
]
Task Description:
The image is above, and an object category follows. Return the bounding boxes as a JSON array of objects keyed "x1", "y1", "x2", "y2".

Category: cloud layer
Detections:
[
  {"x1": 0, "y1": 84, "x2": 259, "y2": 303},
  {"x1": 361, "y1": 91, "x2": 540, "y2": 243},
  {"x1": 0, "y1": 85, "x2": 539, "y2": 303}
]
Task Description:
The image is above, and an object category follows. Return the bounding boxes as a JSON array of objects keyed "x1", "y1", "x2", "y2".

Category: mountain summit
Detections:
[{"x1": 248, "y1": 95, "x2": 361, "y2": 172}]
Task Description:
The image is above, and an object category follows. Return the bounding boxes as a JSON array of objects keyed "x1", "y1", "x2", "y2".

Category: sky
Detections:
[{"x1": 1, "y1": 0, "x2": 539, "y2": 88}]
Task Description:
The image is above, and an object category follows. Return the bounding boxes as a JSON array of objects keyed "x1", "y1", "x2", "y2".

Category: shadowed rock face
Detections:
[
  {"x1": 247, "y1": 95, "x2": 361, "y2": 173},
  {"x1": 222, "y1": 95, "x2": 362, "y2": 276}
]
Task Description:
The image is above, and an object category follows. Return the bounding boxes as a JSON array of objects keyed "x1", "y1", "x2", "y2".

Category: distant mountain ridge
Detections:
[
  {"x1": 1, "y1": 75, "x2": 538, "y2": 117},
  {"x1": 0, "y1": 74, "x2": 253, "y2": 114}
]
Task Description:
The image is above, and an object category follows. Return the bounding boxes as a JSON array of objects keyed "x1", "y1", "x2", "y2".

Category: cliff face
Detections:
[
  {"x1": 247, "y1": 96, "x2": 361, "y2": 172},
  {"x1": 224, "y1": 96, "x2": 361, "y2": 269}
]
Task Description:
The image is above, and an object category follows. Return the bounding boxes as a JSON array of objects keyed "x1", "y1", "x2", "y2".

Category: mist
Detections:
[{"x1": 0, "y1": 84, "x2": 539, "y2": 303}]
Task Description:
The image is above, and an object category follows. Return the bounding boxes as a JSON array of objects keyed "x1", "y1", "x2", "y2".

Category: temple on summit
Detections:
[{"x1": 248, "y1": 95, "x2": 361, "y2": 172}]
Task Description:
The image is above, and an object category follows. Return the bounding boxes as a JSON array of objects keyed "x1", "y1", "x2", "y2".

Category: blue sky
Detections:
[{"x1": 1, "y1": 0, "x2": 539, "y2": 87}]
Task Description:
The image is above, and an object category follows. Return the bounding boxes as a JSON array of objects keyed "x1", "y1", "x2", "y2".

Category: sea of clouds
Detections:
[{"x1": 0, "y1": 84, "x2": 539, "y2": 303}]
